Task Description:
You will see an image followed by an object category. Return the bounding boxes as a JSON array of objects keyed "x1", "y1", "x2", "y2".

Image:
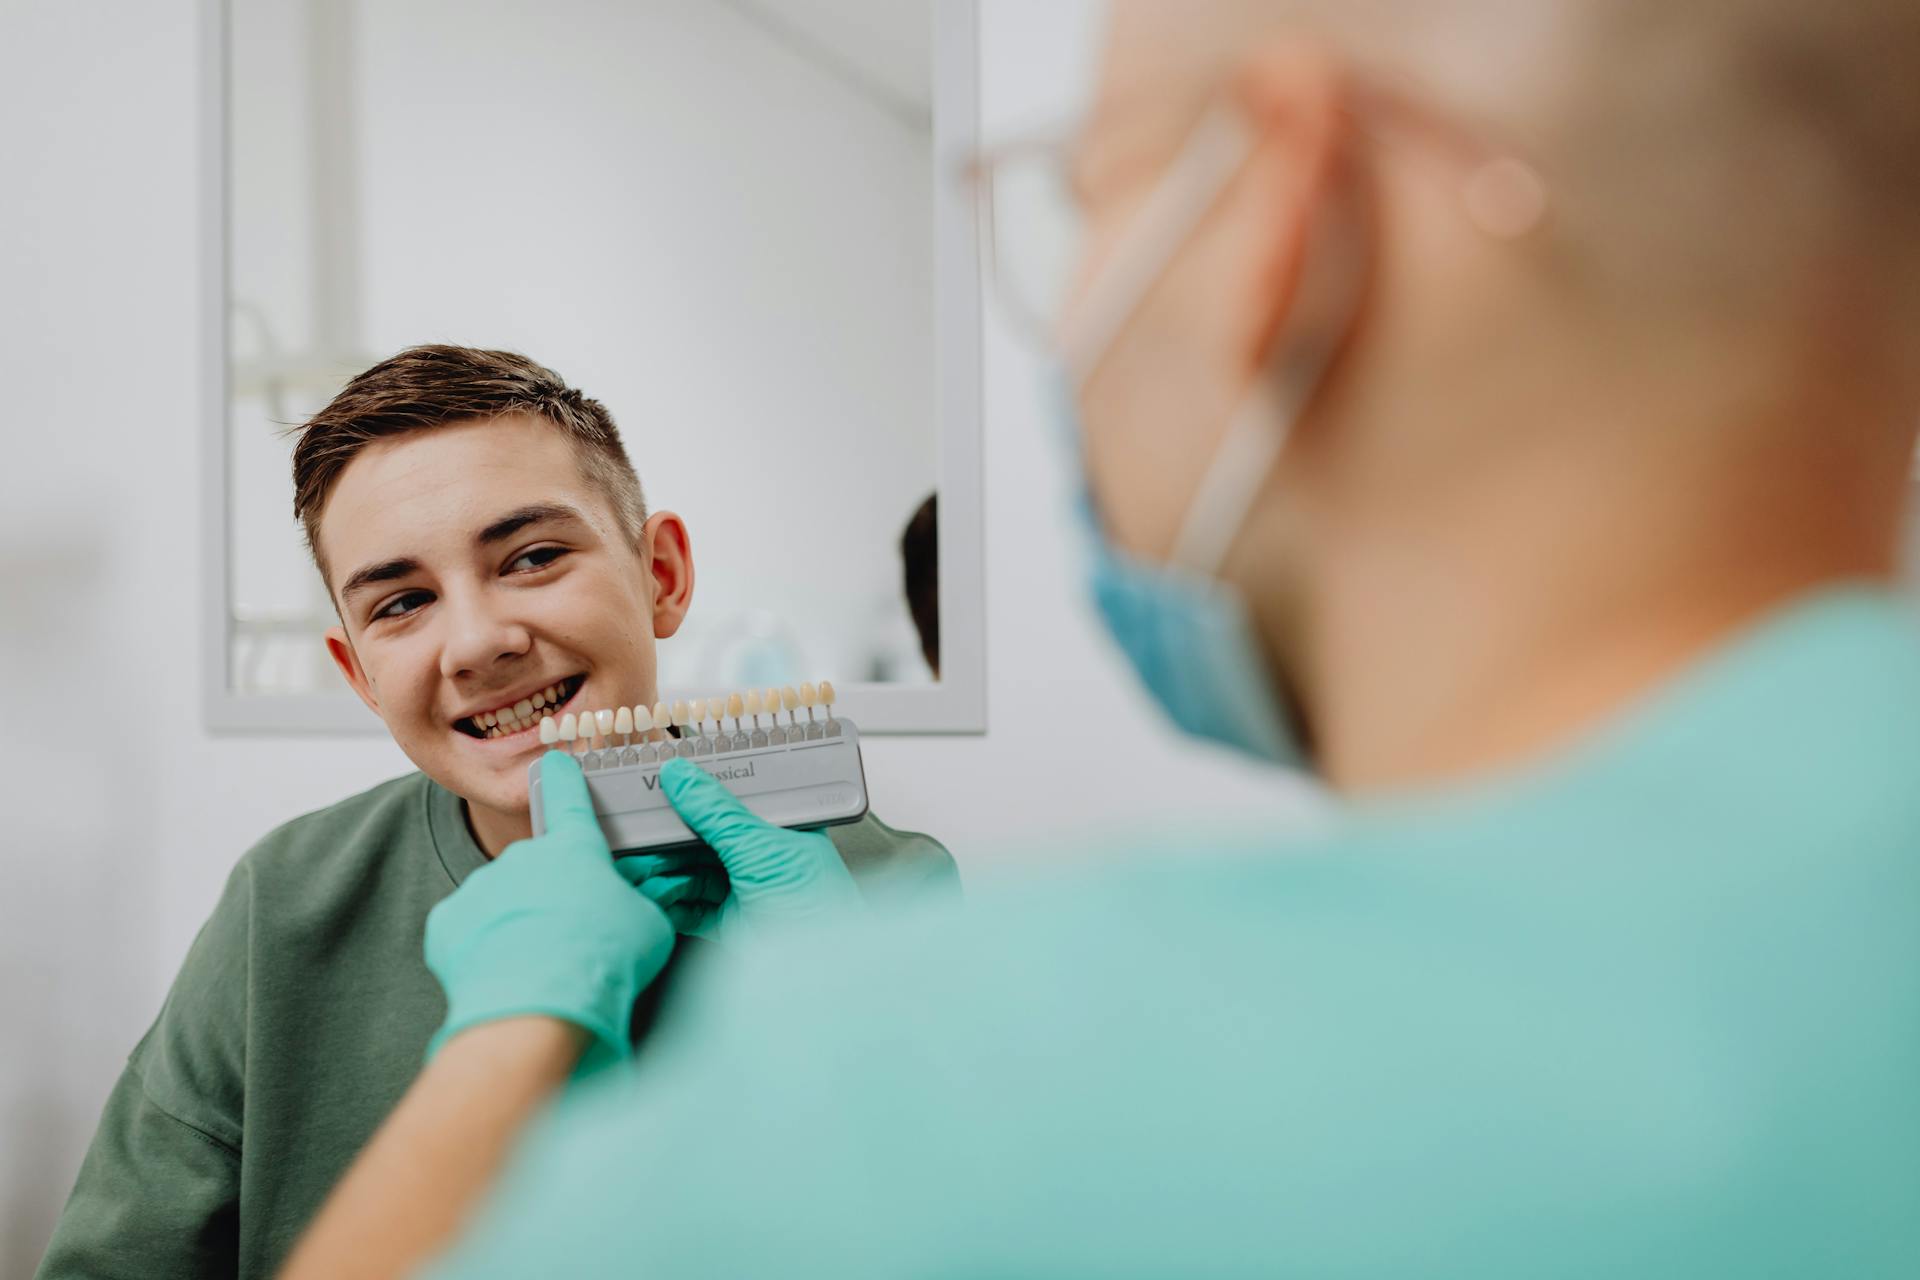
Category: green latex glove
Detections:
[
  {"x1": 425, "y1": 751, "x2": 675, "y2": 1075},
  {"x1": 616, "y1": 757, "x2": 862, "y2": 943}
]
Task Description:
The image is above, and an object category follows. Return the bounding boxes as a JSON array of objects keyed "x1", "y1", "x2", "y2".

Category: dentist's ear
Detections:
[
  {"x1": 326, "y1": 625, "x2": 385, "y2": 717},
  {"x1": 1228, "y1": 41, "x2": 1362, "y2": 377},
  {"x1": 641, "y1": 511, "x2": 695, "y2": 639}
]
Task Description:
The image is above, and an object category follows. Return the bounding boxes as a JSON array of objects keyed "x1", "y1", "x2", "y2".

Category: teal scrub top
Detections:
[{"x1": 428, "y1": 586, "x2": 1920, "y2": 1277}]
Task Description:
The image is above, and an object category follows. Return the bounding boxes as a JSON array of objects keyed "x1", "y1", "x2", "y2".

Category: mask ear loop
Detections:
[
  {"x1": 1167, "y1": 90, "x2": 1548, "y2": 577},
  {"x1": 1168, "y1": 174, "x2": 1372, "y2": 576},
  {"x1": 1061, "y1": 85, "x2": 1543, "y2": 578},
  {"x1": 1061, "y1": 106, "x2": 1261, "y2": 390}
]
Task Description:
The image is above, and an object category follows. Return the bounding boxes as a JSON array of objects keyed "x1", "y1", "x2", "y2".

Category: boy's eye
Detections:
[
  {"x1": 373, "y1": 590, "x2": 433, "y2": 621},
  {"x1": 507, "y1": 546, "x2": 568, "y2": 574}
]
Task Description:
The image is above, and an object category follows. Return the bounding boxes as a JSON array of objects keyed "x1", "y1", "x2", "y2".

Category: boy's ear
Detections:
[
  {"x1": 325, "y1": 625, "x2": 385, "y2": 718},
  {"x1": 642, "y1": 511, "x2": 695, "y2": 640}
]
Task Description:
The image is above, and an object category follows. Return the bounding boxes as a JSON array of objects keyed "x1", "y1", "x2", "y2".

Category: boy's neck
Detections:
[{"x1": 465, "y1": 802, "x2": 534, "y2": 860}]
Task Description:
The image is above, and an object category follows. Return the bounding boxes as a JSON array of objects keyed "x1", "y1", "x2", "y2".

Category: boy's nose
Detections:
[{"x1": 440, "y1": 597, "x2": 533, "y2": 680}]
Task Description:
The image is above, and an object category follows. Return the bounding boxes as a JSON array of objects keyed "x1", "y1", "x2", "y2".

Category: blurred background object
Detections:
[{"x1": 902, "y1": 492, "x2": 941, "y2": 677}]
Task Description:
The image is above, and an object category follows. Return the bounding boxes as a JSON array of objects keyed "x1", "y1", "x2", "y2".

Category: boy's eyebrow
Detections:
[
  {"x1": 476, "y1": 502, "x2": 586, "y2": 546},
  {"x1": 338, "y1": 556, "x2": 422, "y2": 605}
]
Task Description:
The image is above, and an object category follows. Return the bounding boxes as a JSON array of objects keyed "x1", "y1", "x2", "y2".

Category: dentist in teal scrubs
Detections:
[{"x1": 282, "y1": 1, "x2": 1920, "y2": 1275}]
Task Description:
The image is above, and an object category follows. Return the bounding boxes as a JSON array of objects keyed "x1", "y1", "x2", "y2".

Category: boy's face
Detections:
[{"x1": 317, "y1": 414, "x2": 692, "y2": 836}]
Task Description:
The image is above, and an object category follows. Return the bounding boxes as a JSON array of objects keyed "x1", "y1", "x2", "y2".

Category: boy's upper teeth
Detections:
[{"x1": 472, "y1": 682, "x2": 568, "y2": 730}]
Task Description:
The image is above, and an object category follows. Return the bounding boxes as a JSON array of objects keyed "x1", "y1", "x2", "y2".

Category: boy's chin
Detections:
[
  {"x1": 466, "y1": 780, "x2": 533, "y2": 820},
  {"x1": 431, "y1": 761, "x2": 534, "y2": 824}
]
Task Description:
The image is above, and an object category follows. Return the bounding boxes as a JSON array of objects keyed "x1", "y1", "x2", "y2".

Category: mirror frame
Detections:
[{"x1": 199, "y1": 0, "x2": 985, "y2": 735}]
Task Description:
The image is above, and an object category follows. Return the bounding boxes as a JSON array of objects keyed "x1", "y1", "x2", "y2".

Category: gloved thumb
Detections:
[
  {"x1": 658, "y1": 757, "x2": 861, "y2": 933},
  {"x1": 658, "y1": 757, "x2": 783, "y2": 860},
  {"x1": 538, "y1": 751, "x2": 607, "y2": 846}
]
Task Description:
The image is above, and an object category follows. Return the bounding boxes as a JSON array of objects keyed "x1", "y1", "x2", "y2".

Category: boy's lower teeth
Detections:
[{"x1": 471, "y1": 681, "x2": 574, "y2": 740}]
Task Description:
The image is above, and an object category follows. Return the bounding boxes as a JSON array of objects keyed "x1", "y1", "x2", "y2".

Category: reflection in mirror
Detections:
[{"x1": 224, "y1": 0, "x2": 951, "y2": 708}]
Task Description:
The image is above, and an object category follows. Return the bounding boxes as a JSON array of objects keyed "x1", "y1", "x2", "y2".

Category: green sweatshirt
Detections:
[{"x1": 33, "y1": 772, "x2": 954, "y2": 1280}]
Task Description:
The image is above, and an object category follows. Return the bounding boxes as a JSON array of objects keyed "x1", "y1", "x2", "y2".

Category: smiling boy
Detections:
[{"x1": 34, "y1": 346, "x2": 955, "y2": 1280}]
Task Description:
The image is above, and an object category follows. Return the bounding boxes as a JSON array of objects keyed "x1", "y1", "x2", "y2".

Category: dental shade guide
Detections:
[
  {"x1": 529, "y1": 678, "x2": 870, "y2": 856},
  {"x1": 799, "y1": 682, "x2": 824, "y2": 740},
  {"x1": 741, "y1": 689, "x2": 763, "y2": 747},
  {"x1": 648, "y1": 702, "x2": 670, "y2": 763},
  {"x1": 726, "y1": 692, "x2": 747, "y2": 750},
  {"x1": 820, "y1": 680, "x2": 841, "y2": 737},
  {"x1": 671, "y1": 701, "x2": 695, "y2": 758},
  {"x1": 614, "y1": 705, "x2": 635, "y2": 765}
]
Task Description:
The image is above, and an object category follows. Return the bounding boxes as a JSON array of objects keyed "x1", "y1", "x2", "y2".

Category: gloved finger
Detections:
[
  {"x1": 659, "y1": 758, "x2": 781, "y2": 860},
  {"x1": 613, "y1": 854, "x2": 669, "y2": 887},
  {"x1": 613, "y1": 848, "x2": 715, "y2": 878},
  {"x1": 659, "y1": 900, "x2": 713, "y2": 935},
  {"x1": 647, "y1": 870, "x2": 729, "y2": 903},
  {"x1": 538, "y1": 751, "x2": 607, "y2": 847},
  {"x1": 634, "y1": 874, "x2": 702, "y2": 908},
  {"x1": 621, "y1": 873, "x2": 723, "y2": 935},
  {"x1": 614, "y1": 854, "x2": 720, "y2": 891}
]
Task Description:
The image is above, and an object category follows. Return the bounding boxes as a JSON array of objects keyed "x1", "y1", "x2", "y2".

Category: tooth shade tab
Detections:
[
  {"x1": 781, "y1": 686, "x2": 801, "y2": 713},
  {"x1": 671, "y1": 701, "x2": 690, "y2": 727},
  {"x1": 688, "y1": 699, "x2": 707, "y2": 726},
  {"x1": 595, "y1": 709, "x2": 616, "y2": 737},
  {"x1": 727, "y1": 692, "x2": 745, "y2": 720},
  {"x1": 819, "y1": 680, "x2": 836, "y2": 707},
  {"x1": 614, "y1": 706, "x2": 633, "y2": 735},
  {"x1": 764, "y1": 688, "x2": 781, "y2": 714},
  {"x1": 652, "y1": 703, "x2": 670, "y2": 733},
  {"x1": 539, "y1": 718, "x2": 559, "y2": 745},
  {"x1": 799, "y1": 682, "x2": 818, "y2": 707},
  {"x1": 744, "y1": 689, "x2": 764, "y2": 716},
  {"x1": 633, "y1": 705, "x2": 655, "y2": 733},
  {"x1": 558, "y1": 713, "x2": 578, "y2": 741}
]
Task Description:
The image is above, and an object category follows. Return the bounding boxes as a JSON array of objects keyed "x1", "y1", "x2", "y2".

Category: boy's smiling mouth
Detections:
[{"x1": 453, "y1": 674, "x2": 586, "y2": 740}]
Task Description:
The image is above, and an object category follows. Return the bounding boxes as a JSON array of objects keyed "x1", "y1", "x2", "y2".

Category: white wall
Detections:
[{"x1": 0, "y1": 1, "x2": 1322, "y2": 1270}]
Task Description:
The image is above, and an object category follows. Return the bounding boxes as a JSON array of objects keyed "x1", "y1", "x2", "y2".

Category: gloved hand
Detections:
[
  {"x1": 425, "y1": 751, "x2": 675, "y2": 1076},
  {"x1": 615, "y1": 756, "x2": 862, "y2": 944}
]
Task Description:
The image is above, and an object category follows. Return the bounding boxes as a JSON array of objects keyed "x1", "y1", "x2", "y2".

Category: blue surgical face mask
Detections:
[
  {"x1": 1052, "y1": 106, "x2": 1366, "y2": 768},
  {"x1": 1052, "y1": 378, "x2": 1301, "y2": 763}
]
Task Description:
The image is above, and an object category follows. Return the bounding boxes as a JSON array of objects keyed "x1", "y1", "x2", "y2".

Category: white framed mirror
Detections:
[{"x1": 200, "y1": 0, "x2": 984, "y2": 734}]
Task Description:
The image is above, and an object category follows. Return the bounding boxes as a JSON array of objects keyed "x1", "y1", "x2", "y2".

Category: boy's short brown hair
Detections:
[{"x1": 290, "y1": 345, "x2": 648, "y2": 586}]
